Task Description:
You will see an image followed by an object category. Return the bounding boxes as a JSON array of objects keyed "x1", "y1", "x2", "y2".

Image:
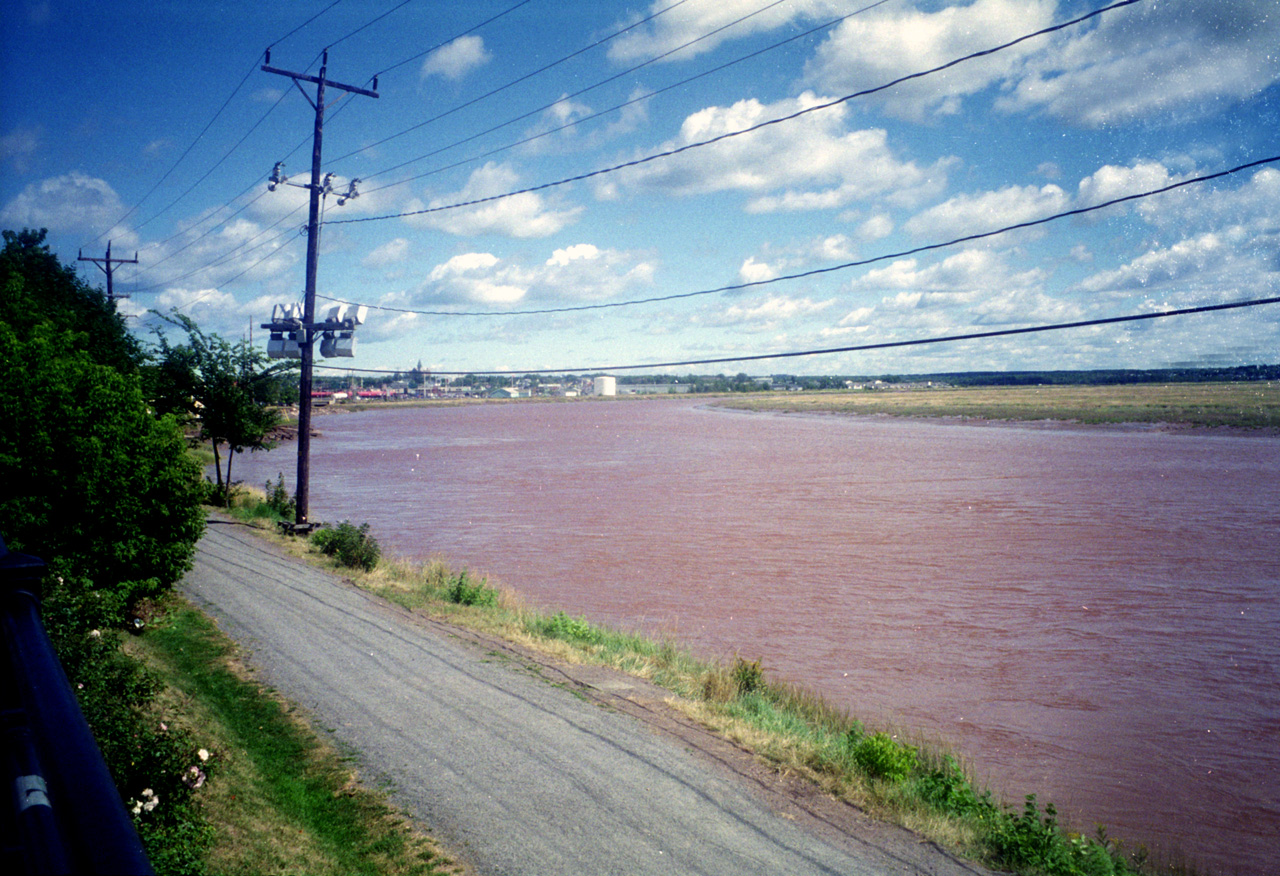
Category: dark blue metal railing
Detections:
[{"x1": 0, "y1": 534, "x2": 153, "y2": 874}]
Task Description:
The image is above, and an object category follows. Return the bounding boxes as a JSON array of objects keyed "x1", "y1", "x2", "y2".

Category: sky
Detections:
[{"x1": 2, "y1": 0, "x2": 1278, "y2": 377}]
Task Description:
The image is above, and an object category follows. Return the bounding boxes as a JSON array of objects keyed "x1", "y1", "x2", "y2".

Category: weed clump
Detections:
[
  {"x1": 311, "y1": 521, "x2": 380, "y2": 572},
  {"x1": 539, "y1": 611, "x2": 601, "y2": 644},
  {"x1": 445, "y1": 571, "x2": 498, "y2": 607}
]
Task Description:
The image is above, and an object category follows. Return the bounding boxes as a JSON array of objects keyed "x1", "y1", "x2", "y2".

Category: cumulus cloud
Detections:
[
  {"x1": 411, "y1": 243, "x2": 654, "y2": 310},
  {"x1": 998, "y1": 0, "x2": 1280, "y2": 125},
  {"x1": 420, "y1": 36, "x2": 492, "y2": 81},
  {"x1": 364, "y1": 237, "x2": 410, "y2": 267},
  {"x1": 805, "y1": 0, "x2": 1057, "y2": 120},
  {"x1": 703, "y1": 294, "x2": 837, "y2": 331},
  {"x1": 0, "y1": 172, "x2": 136, "y2": 243},
  {"x1": 904, "y1": 183, "x2": 1070, "y2": 239},
  {"x1": 406, "y1": 162, "x2": 582, "y2": 238},
  {"x1": 601, "y1": 92, "x2": 952, "y2": 211},
  {"x1": 607, "y1": 0, "x2": 847, "y2": 64},
  {"x1": 1076, "y1": 229, "x2": 1260, "y2": 299}
]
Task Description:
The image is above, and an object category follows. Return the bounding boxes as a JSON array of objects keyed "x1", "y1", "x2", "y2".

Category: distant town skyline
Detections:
[{"x1": 3, "y1": 0, "x2": 1277, "y2": 375}]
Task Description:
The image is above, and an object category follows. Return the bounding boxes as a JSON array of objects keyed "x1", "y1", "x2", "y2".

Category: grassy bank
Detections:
[
  {"x1": 222, "y1": 497, "x2": 1175, "y2": 876},
  {"x1": 125, "y1": 594, "x2": 458, "y2": 875},
  {"x1": 712, "y1": 381, "x2": 1280, "y2": 429}
]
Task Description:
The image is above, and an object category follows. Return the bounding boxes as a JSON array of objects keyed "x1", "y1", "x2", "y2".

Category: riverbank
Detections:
[{"x1": 217, "y1": 496, "x2": 1185, "y2": 876}]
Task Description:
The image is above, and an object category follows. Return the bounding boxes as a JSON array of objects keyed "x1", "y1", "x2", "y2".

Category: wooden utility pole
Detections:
[
  {"x1": 262, "y1": 50, "x2": 377, "y2": 528},
  {"x1": 77, "y1": 241, "x2": 138, "y2": 305}
]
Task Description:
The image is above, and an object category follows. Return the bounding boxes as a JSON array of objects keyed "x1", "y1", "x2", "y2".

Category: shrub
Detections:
[
  {"x1": 264, "y1": 473, "x2": 294, "y2": 519},
  {"x1": 445, "y1": 571, "x2": 497, "y2": 607},
  {"x1": 541, "y1": 611, "x2": 600, "y2": 643},
  {"x1": 311, "y1": 521, "x2": 380, "y2": 571},
  {"x1": 848, "y1": 730, "x2": 919, "y2": 781},
  {"x1": 732, "y1": 656, "x2": 764, "y2": 696}
]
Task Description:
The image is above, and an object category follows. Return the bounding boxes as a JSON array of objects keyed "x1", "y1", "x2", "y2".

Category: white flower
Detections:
[{"x1": 197, "y1": 748, "x2": 209, "y2": 762}]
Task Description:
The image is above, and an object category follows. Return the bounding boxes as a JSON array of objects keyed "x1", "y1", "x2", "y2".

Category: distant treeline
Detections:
[{"x1": 887, "y1": 364, "x2": 1280, "y2": 387}]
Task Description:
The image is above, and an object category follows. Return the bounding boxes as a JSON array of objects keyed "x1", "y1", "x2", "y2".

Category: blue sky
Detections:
[{"x1": 3, "y1": 0, "x2": 1278, "y2": 376}]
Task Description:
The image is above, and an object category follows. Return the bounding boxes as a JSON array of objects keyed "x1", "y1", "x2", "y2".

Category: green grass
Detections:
[
  {"x1": 319, "y1": 542, "x2": 1179, "y2": 876},
  {"x1": 717, "y1": 382, "x2": 1280, "y2": 429},
  {"x1": 129, "y1": 600, "x2": 456, "y2": 876}
]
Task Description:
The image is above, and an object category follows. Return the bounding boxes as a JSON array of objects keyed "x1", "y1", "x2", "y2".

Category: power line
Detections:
[
  {"x1": 327, "y1": 0, "x2": 695, "y2": 167},
  {"x1": 319, "y1": 153, "x2": 1280, "y2": 317},
  {"x1": 359, "y1": 0, "x2": 897, "y2": 194},
  {"x1": 347, "y1": 0, "x2": 815, "y2": 188},
  {"x1": 327, "y1": 0, "x2": 1143, "y2": 226},
  {"x1": 366, "y1": 0, "x2": 540, "y2": 84},
  {"x1": 314, "y1": 295, "x2": 1280, "y2": 376}
]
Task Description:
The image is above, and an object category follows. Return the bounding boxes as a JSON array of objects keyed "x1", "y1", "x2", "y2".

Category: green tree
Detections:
[
  {"x1": 149, "y1": 312, "x2": 295, "y2": 505},
  {"x1": 1, "y1": 228, "x2": 213, "y2": 871}
]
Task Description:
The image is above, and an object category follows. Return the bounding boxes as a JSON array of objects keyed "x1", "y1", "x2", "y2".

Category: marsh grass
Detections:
[{"x1": 719, "y1": 382, "x2": 1280, "y2": 429}]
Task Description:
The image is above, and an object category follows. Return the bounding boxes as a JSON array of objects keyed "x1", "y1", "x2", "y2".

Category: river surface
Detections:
[{"x1": 232, "y1": 399, "x2": 1279, "y2": 874}]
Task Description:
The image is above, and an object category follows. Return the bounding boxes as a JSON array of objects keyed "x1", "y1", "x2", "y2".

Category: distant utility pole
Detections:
[
  {"x1": 262, "y1": 49, "x2": 378, "y2": 530},
  {"x1": 78, "y1": 241, "x2": 138, "y2": 305}
]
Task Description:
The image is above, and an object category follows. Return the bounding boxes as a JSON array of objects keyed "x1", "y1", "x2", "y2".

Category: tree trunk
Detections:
[{"x1": 211, "y1": 440, "x2": 225, "y2": 505}]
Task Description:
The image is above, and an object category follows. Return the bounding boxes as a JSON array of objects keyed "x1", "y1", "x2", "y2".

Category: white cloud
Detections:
[
  {"x1": 407, "y1": 162, "x2": 582, "y2": 238},
  {"x1": 904, "y1": 183, "x2": 1069, "y2": 239},
  {"x1": 739, "y1": 257, "x2": 778, "y2": 284},
  {"x1": 603, "y1": 92, "x2": 952, "y2": 211},
  {"x1": 0, "y1": 172, "x2": 136, "y2": 243},
  {"x1": 546, "y1": 243, "x2": 600, "y2": 267},
  {"x1": 420, "y1": 36, "x2": 492, "y2": 81},
  {"x1": 607, "y1": 0, "x2": 846, "y2": 65},
  {"x1": 998, "y1": 0, "x2": 1280, "y2": 125},
  {"x1": 0, "y1": 126, "x2": 41, "y2": 172},
  {"x1": 1076, "y1": 229, "x2": 1254, "y2": 297},
  {"x1": 805, "y1": 0, "x2": 1057, "y2": 120},
  {"x1": 411, "y1": 243, "x2": 654, "y2": 311},
  {"x1": 364, "y1": 237, "x2": 410, "y2": 267},
  {"x1": 702, "y1": 294, "x2": 837, "y2": 331}
]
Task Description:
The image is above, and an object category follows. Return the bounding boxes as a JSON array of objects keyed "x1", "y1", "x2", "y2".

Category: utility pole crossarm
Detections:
[
  {"x1": 78, "y1": 241, "x2": 138, "y2": 304},
  {"x1": 261, "y1": 64, "x2": 379, "y2": 100}
]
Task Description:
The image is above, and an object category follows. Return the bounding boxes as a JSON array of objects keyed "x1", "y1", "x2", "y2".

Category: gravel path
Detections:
[{"x1": 181, "y1": 518, "x2": 991, "y2": 876}]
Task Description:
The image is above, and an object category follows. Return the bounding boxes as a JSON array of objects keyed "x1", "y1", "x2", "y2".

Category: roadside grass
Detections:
[
  {"x1": 217, "y1": 496, "x2": 1174, "y2": 876},
  {"x1": 716, "y1": 382, "x2": 1280, "y2": 429},
  {"x1": 126, "y1": 596, "x2": 458, "y2": 876}
]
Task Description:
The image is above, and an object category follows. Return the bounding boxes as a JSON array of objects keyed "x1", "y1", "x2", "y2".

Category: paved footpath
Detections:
[{"x1": 182, "y1": 518, "x2": 992, "y2": 876}]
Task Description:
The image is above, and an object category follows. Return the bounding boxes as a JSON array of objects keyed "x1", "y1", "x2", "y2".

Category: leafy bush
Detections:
[
  {"x1": 988, "y1": 795, "x2": 1072, "y2": 873},
  {"x1": 914, "y1": 755, "x2": 994, "y2": 817},
  {"x1": 264, "y1": 473, "x2": 295, "y2": 518},
  {"x1": 445, "y1": 571, "x2": 498, "y2": 607},
  {"x1": 541, "y1": 611, "x2": 600, "y2": 643},
  {"x1": 311, "y1": 521, "x2": 380, "y2": 571},
  {"x1": 848, "y1": 730, "x2": 919, "y2": 781}
]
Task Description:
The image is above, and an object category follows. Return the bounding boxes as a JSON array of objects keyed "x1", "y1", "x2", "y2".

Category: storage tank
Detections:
[{"x1": 593, "y1": 376, "x2": 617, "y2": 396}]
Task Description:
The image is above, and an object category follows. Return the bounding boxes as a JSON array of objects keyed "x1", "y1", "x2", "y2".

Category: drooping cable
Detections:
[
  {"x1": 326, "y1": 0, "x2": 695, "y2": 166},
  {"x1": 312, "y1": 295, "x2": 1280, "y2": 375},
  {"x1": 328, "y1": 0, "x2": 1144, "y2": 226},
  {"x1": 318, "y1": 153, "x2": 1279, "y2": 317}
]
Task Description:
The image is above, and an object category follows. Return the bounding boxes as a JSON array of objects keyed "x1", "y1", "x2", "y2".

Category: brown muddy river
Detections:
[{"x1": 233, "y1": 399, "x2": 1279, "y2": 874}]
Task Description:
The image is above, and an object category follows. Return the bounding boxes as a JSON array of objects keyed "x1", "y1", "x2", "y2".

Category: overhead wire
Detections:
[
  {"x1": 340, "y1": 0, "x2": 813, "y2": 186},
  {"x1": 312, "y1": 295, "x2": 1280, "y2": 375},
  {"x1": 328, "y1": 0, "x2": 1143, "y2": 227},
  {"x1": 318, "y1": 153, "x2": 1280, "y2": 317},
  {"x1": 349, "y1": 0, "x2": 899, "y2": 196},
  {"x1": 326, "y1": 0, "x2": 696, "y2": 166},
  {"x1": 88, "y1": 2, "x2": 349, "y2": 250}
]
